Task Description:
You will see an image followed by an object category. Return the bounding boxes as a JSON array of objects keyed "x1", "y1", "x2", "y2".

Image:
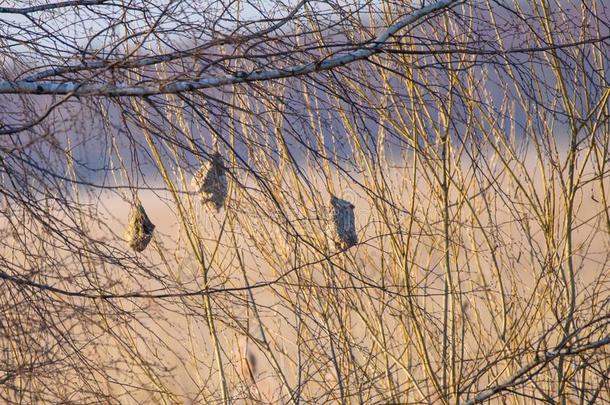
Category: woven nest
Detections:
[
  {"x1": 124, "y1": 203, "x2": 155, "y2": 252},
  {"x1": 191, "y1": 152, "x2": 228, "y2": 211},
  {"x1": 329, "y1": 195, "x2": 357, "y2": 249}
]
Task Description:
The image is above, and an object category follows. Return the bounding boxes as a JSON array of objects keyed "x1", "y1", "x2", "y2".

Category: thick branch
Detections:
[{"x1": 0, "y1": 0, "x2": 461, "y2": 96}]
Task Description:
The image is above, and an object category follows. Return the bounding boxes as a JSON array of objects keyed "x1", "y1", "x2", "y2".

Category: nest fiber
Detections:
[
  {"x1": 124, "y1": 203, "x2": 155, "y2": 252},
  {"x1": 329, "y1": 196, "x2": 357, "y2": 249},
  {"x1": 191, "y1": 152, "x2": 228, "y2": 211}
]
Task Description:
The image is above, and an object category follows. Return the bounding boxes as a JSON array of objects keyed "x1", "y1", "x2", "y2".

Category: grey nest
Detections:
[
  {"x1": 124, "y1": 203, "x2": 155, "y2": 252},
  {"x1": 329, "y1": 195, "x2": 358, "y2": 249},
  {"x1": 191, "y1": 152, "x2": 228, "y2": 211}
]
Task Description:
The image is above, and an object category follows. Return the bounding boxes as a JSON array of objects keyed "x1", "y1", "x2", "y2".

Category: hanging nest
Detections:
[
  {"x1": 329, "y1": 195, "x2": 358, "y2": 249},
  {"x1": 124, "y1": 203, "x2": 155, "y2": 252},
  {"x1": 191, "y1": 152, "x2": 228, "y2": 211}
]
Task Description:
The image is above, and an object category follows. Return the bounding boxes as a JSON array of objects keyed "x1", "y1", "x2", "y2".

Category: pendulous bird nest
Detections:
[
  {"x1": 124, "y1": 202, "x2": 155, "y2": 252},
  {"x1": 191, "y1": 152, "x2": 228, "y2": 211},
  {"x1": 329, "y1": 195, "x2": 357, "y2": 249}
]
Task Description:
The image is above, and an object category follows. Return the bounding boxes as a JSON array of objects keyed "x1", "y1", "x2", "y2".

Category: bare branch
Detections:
[{"x1": 0, "y1": 0, "x2": 461, "y2": 96}]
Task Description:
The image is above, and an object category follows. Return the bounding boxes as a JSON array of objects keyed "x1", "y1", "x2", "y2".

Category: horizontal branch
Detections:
[
  {"x1": 0, "y1": 0, "x2": 115, "y2": 14},
  {"x1": 0, "y1": 0, "x2": 461, "y2": 96},
  {"x1": 0, "y1": 231, "x2": 488, "y2": 300},
  {"x1": 0, "y1": 267, "x2": 278, "y2": 299},
  {"x1": 0, "y1": 247, "x2": 349, "y2": 299},
  {"x1": 383, "y1": 35, "x2": 610, "y2": 56}
]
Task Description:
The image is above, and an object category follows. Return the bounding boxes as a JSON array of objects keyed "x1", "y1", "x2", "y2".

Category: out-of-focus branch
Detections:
[{"x1": 383, "y1": 35, "x2": 610, "y2": 56}]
